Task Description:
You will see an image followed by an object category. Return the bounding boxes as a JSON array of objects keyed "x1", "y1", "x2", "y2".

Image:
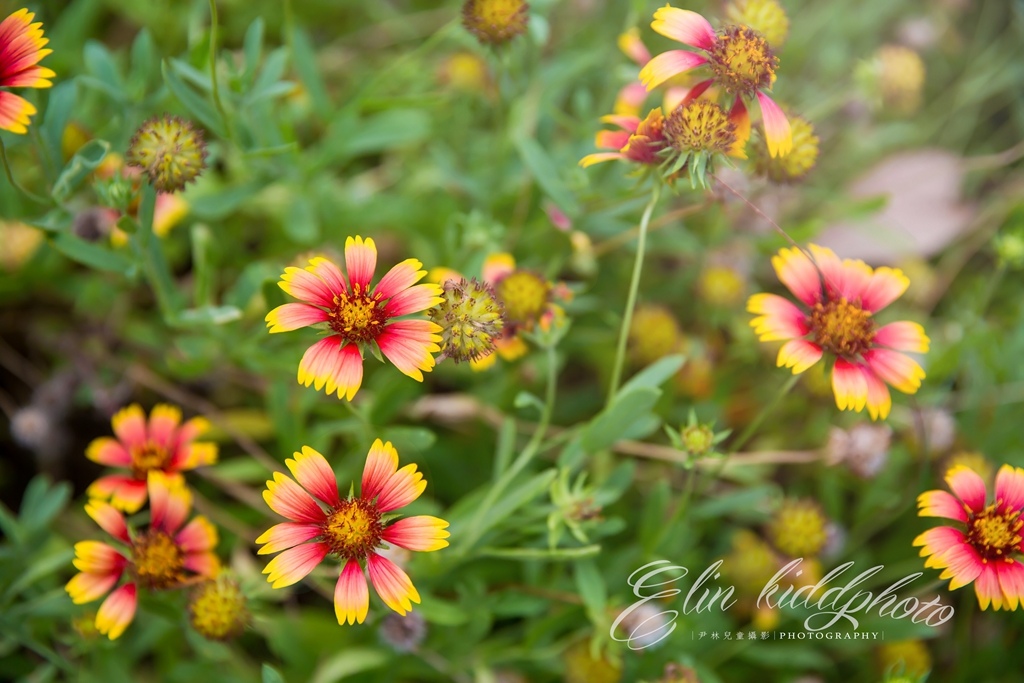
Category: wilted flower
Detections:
[
  {"x1": 580, "y1": 108, "x2": 667, "y2": 169},
  {"x1": 126, "y1": 115, "x2": 208, "y2": 193},
  {"x1": 769, "y1": 498, "x2": 829, "y2": 558},
  {"x1": 0, "y1": 9, "x2": 55, "y2": 134},
  {"x1": 189, "y1": 575, "x2": 249, "y2": 641},
  {"x1": 257, "y1": 441, "x2": 450, "y2": 624},
  {"x1": 461, "y1": 0, "x2": 529, "y2": 46},
  {"x1": 427, "y1": 277, "x2": 505, "y2": 364},
  {"x1": 751, "y1": 115, "x2": 819, "y2": 183},
  {"x1": 65, "y1": 473, "x2": 220, "y2": 639},
  {"x1": 265, "y1": 236, "x2": 443, "y2": 400},
  {"x1": 748, "y1": 244, "x2": 929, "y2": 420},
  {"x1": 915, "y1": 464, "x2": 1024, "y2": 610},
  {"x1": 826, "y1": 422, "x2": 892, "y2": 478},
  {"x1": 379, "y1": 610, "x2": 427, "y2": 652},
  {"x1": 639, "y1": 6, "x2": 792, "y2": 156}
]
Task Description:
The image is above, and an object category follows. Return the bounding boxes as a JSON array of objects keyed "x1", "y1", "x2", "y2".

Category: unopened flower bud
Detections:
[
  {"x1": 127, "y1": 115, "x2": 208, "y2": 193},
  {"x1": 462, "y1": 0, "x2": 530, "y2": 46}
]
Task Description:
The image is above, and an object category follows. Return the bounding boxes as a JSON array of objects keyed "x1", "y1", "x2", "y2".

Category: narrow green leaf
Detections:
[
  {"x1": 261, "y1": 664, "x2": 286, "y2": 683},
  {"x1": 620, "y1": 354, "x2": 686, "y2": 395},
  {"x1": 581, "y1": 387, "x2": 660, "y2": 453},
  {"x1": 479, "y1": 545, "x2": 601, "y2": 560},
  {"x1": 51, "y1": 140, "x2": 109, "y2": 202},
  {"x1": 162, "y1": 60, "x2": 226, "y2": 138},
  {"x1": 50, "y1": 232, "x2": 135, "y2": 275}
]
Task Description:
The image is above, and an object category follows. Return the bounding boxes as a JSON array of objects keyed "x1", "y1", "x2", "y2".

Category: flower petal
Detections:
[
  {"x1": 756, "y1": 91, "x2": 792, "y2": 157},
  {"x1": 995, "y1": 464, "x2": 1024, "y2": 514},
  {"x1": 377, "y1": 320, "x2": 442, "y2": 382},
  {"x1": 344, "y1": 236, "x2": 377, "y2": 291},
  {"x1": 262, "y1": 542, "x2": 329, "y2": 588},
  {"x1": 728, "y1": 97, "x2": 750, "y2": 159},
  {"x1": 335, "y1": 559, "x2": 369, "y2": 625},
  {"x1": 382, "y1": 516, "x2": 451, "y2": 552},
  {"x1": 873, "y1": 321, "x2": 929, "y2": 353},
  {"x1": 148, "y1": 471, "x2": 191, "y2": 536},
  {"x1": 297, "y1": 336, "x2": 365, "y2": 400},
  {"x1": 976, "y1": 564, "x2": 1002, "y2": 610},
  {"x1": 936, "y1": 541, "x2": 984, "y2": 590},
  {"x1": 256, "y1": 522, "x2": 323, "y2": 555},
  {"x1": 66, "y1": 571, "x2": 120, "y2": 605},
  {"x1": 917, "y1": 490, "x2": 968, "y2": 524},
  {"x1": 747, "y1": 293, "x2": 809, "y2": 341},
  {"x1": 770, "y1": 246, "x2": 822, "y2": 307},
  {"x1": 147, "y1": 404, "x2": 182, "y2": 450},
  {"x1": 650, "y1": 7, "x2": 716, "y2": 50},
  {"x1": 384, "y1": 283, "x2": 444, "y2": 318},
  {"x1": 862, "y1": 349, "x2": 925, "y2": 395},
  {"x1": 266, "y1": 303, "x2": 330, "y2": 333},
  {"x1": 996, "y1": 560, "x2": 1024, "y2": 611},
  {"x1": 945, "y1": 465, "x2": 988, "y2": 514},
  {"x1": 183, "y1": 551, "x2": 221, "y2": 577},
  {"x1": 175, "y1": 515, "x2": 219, "y2": 553},
  {"x1": 374, "y1": 258, "x2": 426, "y2": 301},
  {"x1": 595, "y1": 129, "x2": 632, "y2": 151},
  {"x1": 639, "y1": 50, "x2": 709, "y2": 91},
  {"x1": 85, "y1": 437, "x2": 132, "y2": 468},
  {"x1": 913, "y1": 526, "x2": 964, "y2": 561},
  {"x1": 263, "y1": 471, "x2": 327, "y2": 524},
  {"x1": 362, "y1": 439, "x2": 399, "y2": 501},
  {"x1": 859, "y1": 267, "x2": 910, "y2": 313},
  {"x1": 579, "y1": 152, "x2": 627, "y2": 168},
  {"x1": 367, "y1": 553, "x2": 421, "y2": 616},
  {"x1": 278, "y1": 266, "x2": 335, "y2": 308},
  {"x1": 87, "y1": 475, "x2": 148, "y2": 514},
  {"x1": 831, "y1": 358, "x2": 868, "y2": 413},
  {"x1": 111, "y1": 404, "x2": 147, "y2": 451},
  {"x1": 375, "y1": 463, "x2": 427, "y2": 514},
  {"x1": 776, "y1": 339, "x2": 824, "y2": 374},
  {"x1": 286, "y1": 446, "x2": 340, "y2": 507},
  {"x1": 482, "y1": 253, "x2": 516, "y2": 284},
  {"x1": 72, "y1": 541, "x2": 127, "y2": 575},
  {"x1": 0, "y1": 90, "x2": 35, "y2": 134},
  {"x1": 84, "y1": 500, "x2": 131, "y2": 544},
  {"x1": 861, "y1": 364, "x2": 892, "y2": 421},
  {"x1": 305, "y1": 257, "x2": 348, "y2": 295},
  {"x1": 95, "y1": 583, "x2": 137, "y2": 640}
]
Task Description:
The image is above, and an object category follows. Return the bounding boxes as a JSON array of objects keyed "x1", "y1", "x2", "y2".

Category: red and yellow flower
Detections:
[
  {"x1": 638, "y1": 6, "x2": 791, "y2": 156},
  {"x1": 266, "y1": 236, "x2": 443, "y2": 401},
  {"x1": 0, "y1": 9, "x2": 55, "y2": 134},
  {"x1": 257, "y1": 441, "x2": 450, "y2": 624},
  {"x1": 580, "y1": 108, "x2": 667, "y2": 169},
  {"x1": 86, "y1": 404, "x2": 217, "y2": 513},
  {"x1": 915, "y1": 465, "x2": 1024, "y2": 611},
  {"x1": 747, "y1": 244, "x2": 929, "y2": 420},
  {"x1": 65, "y1": 473, "x2": 220, "y2": 639}
]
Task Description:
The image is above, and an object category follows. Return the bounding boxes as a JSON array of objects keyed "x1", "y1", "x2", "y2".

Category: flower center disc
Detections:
[
  {"x1": 707, "y1": 25, "x2": 778, "y2": 95},
  {"x1": 968, "y1": 504, "x2": 1023, "y2": 560},
  {"x1": 329, "y1": 284, "x2": 388, "y2": 342},
  {"x1": 496, "y1": 271, "x2": 550, "y2": 328},
  {"x1": 321, "y1": 499, "x2": 383, "y2": 559},
  {"x1": 131, "y1": 442, "x2": 170, "y2": 479},
  {"x1": 665, "y1": 100, "x2": 737, "y2": 154},
  {"x1": 133, "y1": 530, "x2": 185, "y2": 590},
  {"x1": 809, "y1": 298, "x2": 875, "y2": 358}
]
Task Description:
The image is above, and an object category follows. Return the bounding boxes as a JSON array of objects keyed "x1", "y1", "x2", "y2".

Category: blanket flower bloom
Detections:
[
  {"x1": 65, "y1": 473, "x2": 220, "y2": 639},
  {"x1": 266, "y1": 236, "x2": 443, "y2": 400},
  {"x1": 580, "y1": 108, "x2": 667, "y2": 169},
  {"x1": 747, "y1": 244, "x2": 929, "y2": 420},
  {"x1": 914, "y1": 465, "x2": 1024, "y2": 611},
  {"x1": 257, "y1": 441, "x2": 450, "y2": 624},
  {"x1": 638, "y1": 6, "x2": 792, "y2": 156},
  {"x1": 0, "y1": 9, "x2": 55, "y2": 134},
  {"x1": 86, "y1": 404, "x2": 217, "y2": 513}
]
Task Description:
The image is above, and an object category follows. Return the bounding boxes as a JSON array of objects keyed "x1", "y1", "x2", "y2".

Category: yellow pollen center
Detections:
[
  {"x1": 707, "y1": 25, "x2": 778, "y2": 95},
  {"x1": 329, "y1": 284, "x2": 388, "y2": 342},
  {"x1": 321, "y1": 499, "x2": 383, "y2": 559},
  {"x1": 665, "y1": 100, "x2": 737, "y2": 155},
  {"x1": 131, "y1": 442, "x2": 170, "y2": 479},
  {"x1": 809, "y1": 298, "x2": 875, "y2": 358},
  {"x1": 133, "y1": 531, "x2": 185, "y2": 590},
  {"x1": 496, "y1": 270, "x2": 550, "y2": 328},
  {"x1": 968, "y1": 504, "x2": 1023, "y2": 560}
]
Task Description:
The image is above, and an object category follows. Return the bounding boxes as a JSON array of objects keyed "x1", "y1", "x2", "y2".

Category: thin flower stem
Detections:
[
  {"x1": 651, "y1": 464, "x2": 699, "y2": 551},
  {"x1": 710, "y1": 171, "x2": 800, "y2": 250},
  {"x1": 461, "y1": 342, "x2": 558, "y2": 553},
  {"x1": 208, "y1": 0, "x2": 234, "y2": 140},
  {"x1": 0, "y1": 138, "x2": 49, "y2": 204},
  {"x1": 606, "y1": 183, "x2": 661, "y2": 404}
]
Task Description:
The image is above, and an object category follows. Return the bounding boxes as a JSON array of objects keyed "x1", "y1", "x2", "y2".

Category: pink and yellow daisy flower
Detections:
[
  {"x1": 580, "y1": 108, "x2": 667, "y2": 169},
  {"x1": 638, "y1": 5, "x2": 791, "y2": 156},
  {"x1": 256, "y1": 441, "x2": 449, "y2": 624},
  {"x1": 65, "y1": 472, "x2": 220, "y2": 639},
  {"x1": 747, "y1": 244, "x2": 929, "y2": 420},
  {"x1": 914, "y1": 465, "x2": 1024, "y2": 611},
  {"x1": 0, "y1": 9, "x2": 55, "y2": 134},
  {"x1": 86, "y1": 404, "x2": 217, "y2": 513},
  {"x1": 265, "y1": 236, "x2": 443, "y2": 401}
]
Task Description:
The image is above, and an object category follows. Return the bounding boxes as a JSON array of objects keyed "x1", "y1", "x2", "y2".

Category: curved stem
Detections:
[
  {"x1": 606, "y1": 183, "x2": 661, "y2": 404},
  {"x1": 0, "y1": 138, "x2": 49, "y2": 204}
]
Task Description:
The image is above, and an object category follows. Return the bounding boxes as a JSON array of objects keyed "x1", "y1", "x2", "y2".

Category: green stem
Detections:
[
  {"x1": 461, "y1": 342, "x2": 558, "y2": 553},
  {"x1": 135, "y1": 182, "x2": 179, "y2": 322},
  {"x1": 651, "y1": 465, "x2": 699, "y2": 552},
  {"x1": 208, "y1": 0, "x2": 234, "y2": 140},
  {"x1": 606, "y1": 183, "x2": 661, "y2": 404},
  {"x1": 0, "y1": 138, "x2": 49, "y2": 204}
]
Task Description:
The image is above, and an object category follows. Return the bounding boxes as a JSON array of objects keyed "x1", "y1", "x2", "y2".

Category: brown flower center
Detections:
[
  {"x1": 133, "y1": 530, "x2": 185, "y2": 590},
  {"x1": 328, "y1": 284, "x2": 388, "y2": 343},
  {"x1": 321, "y1": 498, "x2": 384, "y2": 560},
  {"x1": 131, "y1": 442, "x2": 171, "y2": 479},
  {"x1": 665, "y1": 100, "x2": 737, "y2": 155},
  {"x1": 968, "y1": 504, "x2": 1023, "y2": 561},
  {"x1": 808, "y1": 298, "x2": 875, "y2": 358},
  {"x1": 707, "y1": 25, "x2": 778, "y2": 96}
]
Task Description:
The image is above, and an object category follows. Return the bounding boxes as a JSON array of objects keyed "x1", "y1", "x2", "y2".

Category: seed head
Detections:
[
  {"x1": 126, "y1": 115, "x2": 208, "y2": 193},
  {"x1": 724, "y1": 0, "x2": 790, "y2": 48},
  {"x1": 751, "y1": 115, "x2": 819, "y2": 183},
  {"x1": 665, "y1": 100, "x2": 738, "y2": 155},
  {"x1": 462, "y1": 0, "x2": 529, "y2": 46},
  {"x1": 427, "y1": 278, "x2": 505, "y2": 363},
  {"x1": 189, "y1": 575, "x2": 250, "y2": 641},
  {"x1": 768, "y1": 498, "x2": 829, "y2": 558}
]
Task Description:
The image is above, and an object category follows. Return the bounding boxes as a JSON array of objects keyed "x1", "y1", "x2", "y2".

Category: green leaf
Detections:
[
  {"x1": 243, "y1": 17, "x2": 266, "y2": 86},
  {"x1": 129, "y1": 29, "x2": 159, "y2": 92},
  {"x1": 581, "y1": 387, "x2": 660, "y2": 453},
  {"x1": 513, "y1": 136, "x2": 580, "y2": 217},
  {"x1": 317, "y1": 109, "x2": 431, "y2": 167},
  {"x1": 475, "y1": 469, "x2": 557, "y2": 540},
  {"x1": 261, "y1": 664, "x2": 286, "y2": 683},
  {"x1": 574, "y1": 559, "x2": 607, "y2": 627},
  {"x1": 40, "y1": 81, "x2": 78, "y2": 170},
  {"x1": 289, "y1": 26, "x2": 331, "y2": 118},
  {"x1": 162, "y1": 60, "x2": 226, "y2": 138},
  {"x1": 620, "y1": 354, "x2": 686, "y2": 395},
  {"x1": 479, "y1": 545, "x2": 601, "y2": 561},
  {"x1": 310, "y1": 649, "x2": 388, "y2": 683},
  {"x1": 83, "y1": 40, "x2": 125, "y2": 100},
  {"x1": 378, "y1": 426, "x2": 436, "y2": 453},
  {"x1": 493, "y1": 418, "x2": 517, "y2": 481},
  {"x1": 282, "y1": 194, "x2": 319, "y2": 244},
  {"x1": 51, "y1": 139, "x2": 110, "y2": 202},
  {"x1": 174, "y1": 305, "x2": 243, "y2": 327},
  {"x1": 49, "y1": 232, "x2": 135, "y2": 275},
  {"x1": 19, "y1": 477, "x2": 71, "y2": 533},
  {"x1": 415, "y1": 595, "x2": 471, "y2": 626}
]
